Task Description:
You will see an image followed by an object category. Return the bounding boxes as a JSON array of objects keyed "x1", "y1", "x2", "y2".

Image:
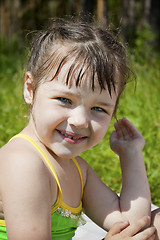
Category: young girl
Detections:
[{"x1": 0, "y1": 18, "x2": 155, "y2": 240}]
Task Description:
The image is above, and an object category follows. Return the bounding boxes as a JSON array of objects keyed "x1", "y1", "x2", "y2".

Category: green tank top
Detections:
[{"x1": 0, "y1": 134, "x2": 85, "y2": 240}]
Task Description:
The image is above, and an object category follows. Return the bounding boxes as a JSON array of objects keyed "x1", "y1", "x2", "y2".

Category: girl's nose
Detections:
[{"x1": 68, "y1": 107, "x2": 89, "y2": 129}]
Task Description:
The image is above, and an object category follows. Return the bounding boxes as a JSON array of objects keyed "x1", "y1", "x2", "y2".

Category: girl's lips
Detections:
[{"x1": 56, "y1": 130, "x2": 87, "y2": 144}]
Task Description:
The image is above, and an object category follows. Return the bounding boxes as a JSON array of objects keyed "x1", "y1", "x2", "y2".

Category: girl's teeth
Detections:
[
  {"x1": 63, "y1": 133, "x2": 79, "y2": 140},
  {"x1": 72, "y1": 136, "x2": 78, "y2": 140}
]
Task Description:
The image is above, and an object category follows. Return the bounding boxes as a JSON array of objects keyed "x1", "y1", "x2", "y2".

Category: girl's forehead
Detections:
[
  {"x1": 58, "y1": 64, "x2": 119, "y2": 98},
  {"x1": 57, "y1": 59, "x2": 92, "y2": 87},
  {"x1": 50, "y1": 57, "x2": 117, "y2": 90},
  {"x1": 52, "y1": 70, "x2": 118, "y2": 101}
]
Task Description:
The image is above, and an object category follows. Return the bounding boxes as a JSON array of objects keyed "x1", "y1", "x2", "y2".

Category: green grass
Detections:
[
  {"x1": 0, "y1": 37, "x2": 160, "y2": 206},
  {"x1": 0, "y1": 37, "x2": 28, "y2": 145}
]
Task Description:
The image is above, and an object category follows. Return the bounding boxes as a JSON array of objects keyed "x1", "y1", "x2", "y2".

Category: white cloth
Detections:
[
  {"x1": 73, "y1": 213, "x2": 106, "y2": 240},
  {"x1": 73, "y1": 204, "x2": 159, "y2": 240}
]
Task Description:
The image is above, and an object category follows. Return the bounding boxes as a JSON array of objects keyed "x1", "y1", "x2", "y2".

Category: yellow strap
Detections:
[
  {"x1": 60, "y1": 201, "x2": 82, "y2": 214},
  {"x1": 0, "y1": 219, "x2": 5, "y2": 226},
  {"x1": 10, "y1": 134, "x2": 63, "y2": 206},
  {"x1": 60, "y1": 158, "x2": 83, "y2": 213},
  {"x1": 72, "y1": 158, "x2": 83, "y2": 200}
]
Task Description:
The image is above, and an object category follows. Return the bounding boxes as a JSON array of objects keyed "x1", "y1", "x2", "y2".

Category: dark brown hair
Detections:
[{"x1": 27, "y1": 18, "x2": 133, "y2": 115}]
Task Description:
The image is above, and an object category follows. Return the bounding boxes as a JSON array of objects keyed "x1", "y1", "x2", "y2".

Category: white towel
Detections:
[{"x1": 73, "y1": 204, "x2": 159, "y2": 240}]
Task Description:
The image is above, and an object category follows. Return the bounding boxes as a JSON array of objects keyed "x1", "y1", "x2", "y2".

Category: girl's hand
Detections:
[
  {"x1": 104, "y1": 216, "x2": 156, "y2": 240},
  {"x1": 110, "y1": 118, "x2": 145, "y2": 156}
]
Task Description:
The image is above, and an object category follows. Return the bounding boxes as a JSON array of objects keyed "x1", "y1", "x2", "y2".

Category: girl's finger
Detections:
[
  {"x1": 106, "y1": 221, "x2": 129, "y2": 237},
  {"x1": 133, "y1": 227, "x2": 156, "y2": 240},
  {"x1": 121, "y1": 118, "x2": 139, "y2": 137},
  {"x1": 122, "y1": 216, "x2": 151, "y2": 237},
  {"x1": 115, "y1": 119, "x2": 130, "y2": 140}
]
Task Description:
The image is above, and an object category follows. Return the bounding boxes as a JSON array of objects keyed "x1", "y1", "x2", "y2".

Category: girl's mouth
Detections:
[{"x1": 56, "y1": 130, "x2": 87, "y2": 144}]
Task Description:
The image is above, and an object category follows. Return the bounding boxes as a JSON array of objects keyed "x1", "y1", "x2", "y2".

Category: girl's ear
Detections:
[{"x1": 24, "y1": 71, "x2": 34, "y2": 104}]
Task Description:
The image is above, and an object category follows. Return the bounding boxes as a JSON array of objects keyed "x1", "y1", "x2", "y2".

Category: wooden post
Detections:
[{"x1": 97, "y1": 0, "x2": 107, "y2": 25}]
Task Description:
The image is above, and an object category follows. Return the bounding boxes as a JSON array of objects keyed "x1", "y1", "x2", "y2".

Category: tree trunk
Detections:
[
  {"x1": 141, "y1": 0, "x2": 151, "y2": 27},
  {"x1": 69, "y1": 0, "x2": 82, "y2": 15},
  {"x1": 97, "y1": 0, "x2": 107, "y2": 25},
  {"x1": 150, "y1": 0, "x2": 160, "y2": 37},
  {"x1": 80, "y1": 0, "x2": 96, "y2": 22},
  {"x1": 0, "y1": 0, "x2": 11, "y2": 39},
  {"x1": 0, "y1": 0, "x2": 21, "y2": 40},
  {"x1": 122, "y1": 0, "x2": 136, "y2": 42},
  {"x1": 11, "y1": 0, "x2": 21, "y2": 36}
]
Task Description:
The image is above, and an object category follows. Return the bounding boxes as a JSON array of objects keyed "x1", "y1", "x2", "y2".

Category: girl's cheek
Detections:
[{"x1": 94, "y1": 120, "x2": 110, "y2": 136}]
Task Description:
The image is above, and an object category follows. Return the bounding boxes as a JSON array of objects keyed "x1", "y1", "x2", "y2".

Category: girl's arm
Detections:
[
  {"x1": 0, "y1": 144, "x2": 53, "y2": 240},
  {"x1": 82, "y1": 118, "x2": 151, "y2": 231}
]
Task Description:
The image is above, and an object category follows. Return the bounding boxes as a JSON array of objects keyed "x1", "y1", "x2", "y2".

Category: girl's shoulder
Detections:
[
  {"x1": 75, "y1": 155, "x2": 95, "y2": 173},
  {"x1": 0, "y1": 137, "x2": 50, "y2": 187},
  {"x1": 0, "y1": 138, "x2": 53, "y2": 238},
  {"x1": 0, "y1": 136, "x2": 44, "y2": 165}
]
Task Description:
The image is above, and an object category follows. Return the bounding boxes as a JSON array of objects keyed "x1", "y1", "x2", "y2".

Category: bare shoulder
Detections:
[
  {"x1": 0, "y1": 137, "x2": 47, "y2": 174},
  {"x1": 75, "y1": 156, "x2": 99, "y2": 175},
  {"x1": 0, "y1": 137, "x2": 52, "y2": 239},
  {"x1": 0, "y1": 137, "x2": 51, "y2": 198},
  {"x1": 75, "y1": 156, "x2": 90, "y2": 169}
]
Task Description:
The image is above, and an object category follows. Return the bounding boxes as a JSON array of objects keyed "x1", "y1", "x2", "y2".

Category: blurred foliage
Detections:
[
  {"x1": 131, "y1": 24, "x2": 157, "y2": 64},
  {"x1": 1, "y1": 0, "x2": 160, "y2": 49},
  {"x1": 0, "y1": 36, "x2": 28, "y2": 145}
]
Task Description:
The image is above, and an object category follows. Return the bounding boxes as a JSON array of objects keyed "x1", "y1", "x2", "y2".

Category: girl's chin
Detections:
[{"x1": 47, "y1": 142, "x2": 86, "y2": 159}]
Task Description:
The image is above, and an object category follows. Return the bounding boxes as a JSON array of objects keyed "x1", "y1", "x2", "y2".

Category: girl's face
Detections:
[{"x1": 24, "y1": 61, "x2": 119, "y2": 159}]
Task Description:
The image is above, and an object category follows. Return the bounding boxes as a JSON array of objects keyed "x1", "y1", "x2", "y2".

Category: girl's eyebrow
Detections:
[
  {"x1": 51, "y1": 88, "x2": 81, "y2": 97},
  {"x1": 51, "y1": 87, "x2": 115, "y2": 106},
  {"x1": 96, "y1": 101, "x2": 114, "y2": 107}
]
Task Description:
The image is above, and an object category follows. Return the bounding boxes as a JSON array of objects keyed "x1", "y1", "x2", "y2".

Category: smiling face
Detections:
[{"x1": 24, "y1": 60, "x2": 119, "y2": 159}]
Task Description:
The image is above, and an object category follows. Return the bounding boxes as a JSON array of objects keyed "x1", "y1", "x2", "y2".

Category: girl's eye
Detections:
[
  {"x1": 57, "y1": 97, "x2": 71, "y2": 104},
  {"x1": 92, "y1": 107, "x2": 105, "y2": 112}
]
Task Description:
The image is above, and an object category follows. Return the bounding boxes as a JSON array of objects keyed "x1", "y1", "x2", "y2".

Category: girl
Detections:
[{"x1": 0, "y1": 19, "x2": 155, "y2": 240}]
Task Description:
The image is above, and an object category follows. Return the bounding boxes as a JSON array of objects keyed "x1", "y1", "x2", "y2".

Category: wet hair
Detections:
[{"x1": 26, "y1": 18, "x2": 133, "y2": 115}]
